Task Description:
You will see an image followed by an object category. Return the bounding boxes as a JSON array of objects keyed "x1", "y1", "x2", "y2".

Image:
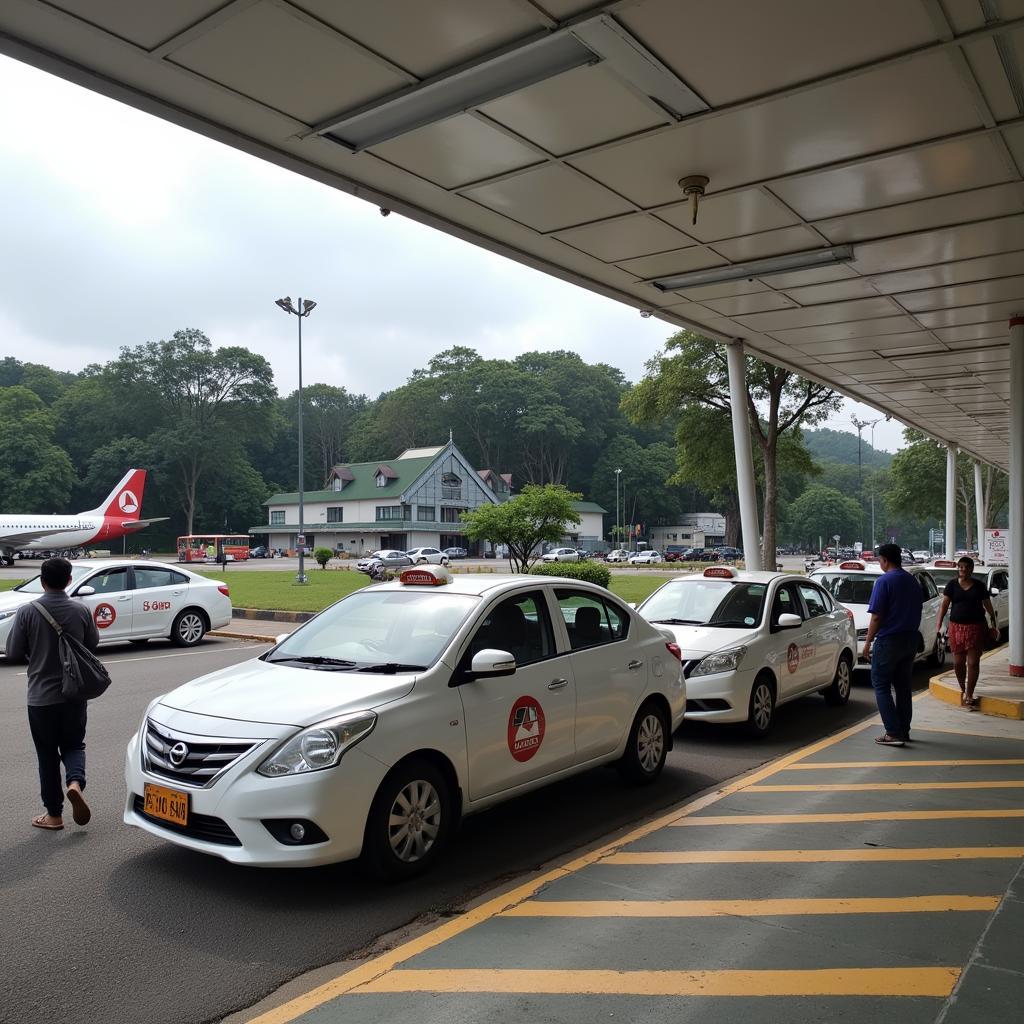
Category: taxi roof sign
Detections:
[
  {"x1": 399, "y1": 565, "x2": 452, "y2": 586},
  {"x1": 838, "y1": 560, "x2": 866, "y2": 570},
  {"x1": 932, "y1": 559, "x2": 958, "y2": 567},
  {"x1": 703, "y1": 566, "x2": 737, "y2": 579}
]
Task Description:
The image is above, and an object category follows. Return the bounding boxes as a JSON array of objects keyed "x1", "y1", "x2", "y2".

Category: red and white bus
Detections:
[{"x1": 177, "y1": 534, "x2": 251, "y2": 563}]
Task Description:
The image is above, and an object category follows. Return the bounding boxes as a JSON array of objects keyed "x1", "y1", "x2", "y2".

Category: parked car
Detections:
[
  {"x1": 124, "y1": 571, "x2": 686, "y2": 874},
  {"x1": 629, "y1": 550, "x2": 664, "y2": 565},
  {"x1": 406, "y1": 547, "x2": 450, "y2": 566},
  {"x1": 1, "y1": 559, "x2": 231, "y2": 654},
  {"x1": 542, "y1": 547, "x2": 581, "y2": 563},
  {"x1": 443, "y1": 547, "x2": 468, "y2": 559},
  {"x1": 912, "y1": 550, "x2": 931, "y2": 562},
  {"x1": 606, "y1": 549, "x2": 631, "y2": 563},
  {"x1": 356, "y1": 550, "x2": 414, "y2": 574},
  {"x1": 714, "y1": 546, "x2": 743, "y2": 561},
  {"x1": 249, "y1": 545, "x2": 268, "y2": 559}
]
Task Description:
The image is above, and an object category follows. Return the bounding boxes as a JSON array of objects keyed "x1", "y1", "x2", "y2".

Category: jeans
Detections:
[
  {"x1": 871, "y1": 632, "x2": 918, "y2": 739},
  {"x1": 28, "y1": 702, "x2": 87, "y2": 816}
]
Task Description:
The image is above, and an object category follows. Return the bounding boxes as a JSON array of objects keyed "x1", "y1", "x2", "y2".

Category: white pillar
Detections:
[
  {"x1": 945, "y1": 444, "x2": 957, "y2": 562},
  {"x1": 974, "y1": 461, "x2": 985, "y2": 558},
  {"x1": 725, "y1": 341, "x2": 762, "y2": 571},
  {"x1": 1009, "y1": 315, "x2": 1023, "y2": 677}
]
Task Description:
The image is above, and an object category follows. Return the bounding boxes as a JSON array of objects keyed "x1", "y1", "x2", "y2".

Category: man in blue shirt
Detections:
[{"x1": 862, "y1": 543, "x2": 924, "y2": 746}]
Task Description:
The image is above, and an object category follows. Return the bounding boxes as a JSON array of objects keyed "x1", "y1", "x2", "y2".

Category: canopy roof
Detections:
[{"x1": 3, "y1": 0, "x2": 1022, "y2": 467}]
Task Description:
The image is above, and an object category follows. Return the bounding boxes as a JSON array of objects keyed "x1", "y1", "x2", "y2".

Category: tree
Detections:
[
  {"x1": 313, "y1": 547, "x2": 334, "y2": 569},
  {"x1": 0, "y1": 386, "x2": 75, "y2": 511},
  {"x1": 461, "y1": 484, "x2": 581, "y2": 573},
  {"x1": 787, "y1": 486, "x2": 862, "y2": 550}
]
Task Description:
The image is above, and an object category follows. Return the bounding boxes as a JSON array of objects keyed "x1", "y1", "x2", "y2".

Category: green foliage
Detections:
[
  {"x1": 787, "y1": 486, "x2": 863, "y2": 548},
  {"x1": 802, "y1": 427, "x2": 892, "y2": 468},
  {"x1": 529, "y1": 561, "x2": 611, "y2": 588},
  {"x1": 461, "y1": 484, "x2": 581, "y2": 573},
  {"x1": 0, "y1": 386, "x2": 75, "y2": 512},
  {"x1": 313, "y1": 547, "x2": 334, "y2": 569}
]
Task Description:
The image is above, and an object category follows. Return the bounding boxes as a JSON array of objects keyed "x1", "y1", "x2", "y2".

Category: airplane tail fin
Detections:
[{"x1": 85, "y1": 469, "x2": 147, "y2": 519}]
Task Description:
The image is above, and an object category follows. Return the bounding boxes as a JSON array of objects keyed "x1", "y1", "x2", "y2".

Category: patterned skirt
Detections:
[{"x1": 947, "y1": 621, "x2": 987, "y2": 654}]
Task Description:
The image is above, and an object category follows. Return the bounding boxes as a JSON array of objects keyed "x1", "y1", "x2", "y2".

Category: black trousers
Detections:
[{"x1": 28, "y1": 702, "x2": 87, "y2": 817}]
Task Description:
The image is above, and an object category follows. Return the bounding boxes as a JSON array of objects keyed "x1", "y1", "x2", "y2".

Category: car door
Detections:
[
  {"x1": 989, "y1": 571, "x2": 1009, "y2": 632},
  {"x1": 131, "y1": 566, "x2": 189, "y2": 637},
  {"x1": 796, "y1": 581, "x2": 842, "y2": 686},
  {"x1": 72, "y1": 566, "x2": 133, "y2": 642},
  {"x1": 553, "y1": 588, "x2": 643, "y2": 761},
  {"x1": 768, "y1": 581, "x2": 815, "y2": 698},
  {"x1": 457, "y1": 589, "x2": 576, "y2": 801},
  {"x1": 916, "y1": 571, "x2": 941, "y2": 645}
]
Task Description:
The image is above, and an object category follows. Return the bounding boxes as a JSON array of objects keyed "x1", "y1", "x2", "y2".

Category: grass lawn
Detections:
[
  {"x1": 0, "y1": 579, "x2": 24, "y2": 592},
  {"x1": 607, "y1": 575, "x2": 667, "y2": 604},
  {"x1": 195, "y1": 569, "x2": 370, "y2": 612}
]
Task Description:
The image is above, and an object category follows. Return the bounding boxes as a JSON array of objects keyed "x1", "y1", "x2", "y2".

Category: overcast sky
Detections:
[{"x1": 0, "y1": 55, "x2": 906, "y2": 453}]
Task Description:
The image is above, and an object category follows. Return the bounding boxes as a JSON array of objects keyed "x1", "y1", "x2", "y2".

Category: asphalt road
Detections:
[{"x1": 0, "y1": 637, "x2": 932, "y2": 1024}]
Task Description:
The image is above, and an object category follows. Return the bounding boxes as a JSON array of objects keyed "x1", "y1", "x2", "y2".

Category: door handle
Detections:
[
  {"x1": 117, "y1": 595, "x2": 131, "y2": 602},
  {"x1": 627, "y1": 659, "x2": 644, "y2": 670},
  {"x1": 172, "y1": 590, "x2": 184, "y2": 596},
  {"x1": 547, "y1": 678, "x2": 569, "y2": 690}
]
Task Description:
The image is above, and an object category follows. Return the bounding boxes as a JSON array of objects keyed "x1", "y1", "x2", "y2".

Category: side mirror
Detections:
[
  {"x1": 275, "y1": 633, "x2": 291, "y2": 645},
  {"x1": 990, "y1": 587, "x2": 1001, "y2": 596},
  {"x1": 467, "y1": 649, "x2": 516, "y2": 680},
  {"x1": 75, "y1": 585, "x2": 96, "y2": 597},
  {"x1": 776, "y1": 612, "x2": 802, "y2": 629}
]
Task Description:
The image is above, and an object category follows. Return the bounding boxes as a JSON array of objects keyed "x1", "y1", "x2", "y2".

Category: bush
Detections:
[
  {"x1": 530, "y1": 561, "x2": 611, "y2": 588},
  {"x1": 313, "y1": 547, "x2": 334, "y2": 569}
]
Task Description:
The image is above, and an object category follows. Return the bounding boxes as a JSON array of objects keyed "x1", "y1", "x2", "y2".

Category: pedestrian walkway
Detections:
[
  {"x1": 930, "y1": 646, "x2": 1024, "y2": 720},
  {"x1": 242, "y1": 695, "x2": 1024, "y2": 1024}
]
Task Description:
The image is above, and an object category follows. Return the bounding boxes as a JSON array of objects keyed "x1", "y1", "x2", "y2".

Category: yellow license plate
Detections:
[{"x1": 143, "y1": 782, "x2": 189, "y2": 827}]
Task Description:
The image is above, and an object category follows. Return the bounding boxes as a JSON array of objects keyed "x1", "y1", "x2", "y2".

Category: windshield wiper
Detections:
[
  {"x1": 707, "y1": 620, "x2": 755, "y2": 628},
  {"x1": 266, "y1": 655, "x2": 357, "y2": 669},
  {"x1": 649, "y1": 617, "x2": 704, "y2": 625},
  {"x1": 356, "y1": 663, "x2": 426, "y2": 674}
]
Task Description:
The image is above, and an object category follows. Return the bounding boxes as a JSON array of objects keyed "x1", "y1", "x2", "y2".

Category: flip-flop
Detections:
[
  {"x1": 31, "y1": 815, "x2": 64, "y2": 831},
  {"x1": 66, "y1": 786, "x2": 91, "y2": 826}
]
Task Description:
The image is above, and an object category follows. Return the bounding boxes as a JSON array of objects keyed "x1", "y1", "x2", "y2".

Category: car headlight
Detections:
[
  {"x1": 691, "y1": 646, "x2": 747, "y2": 677},
  {"x1": 257, "y1": 711, "x2": 376, "y2": 777}
]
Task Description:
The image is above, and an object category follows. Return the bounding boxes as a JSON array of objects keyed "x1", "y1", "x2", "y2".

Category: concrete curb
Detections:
[
  {"x1": 209, "y1": 629, "x2": 280, "y2": 643},
  {"x1": 233, "y1": 608, "x2": 315, "y2": 622},
  {"x1": 928, "y1": 648, "x2": 1024, "y2": 720}
]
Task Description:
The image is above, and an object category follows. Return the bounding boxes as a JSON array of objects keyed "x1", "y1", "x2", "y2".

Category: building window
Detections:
[
  {"x1": 441, "y1": 506, "x2": 466, "y2": 524},
  {"x1": 326, "y1": 507, "x2": 343, "y2": 523},
  {"x1": 376, "y1": 506, "x2": 403, "y2": 521},
  {"x1": 441, "y1": 471, "x2": 462, "y2": 500},
  {"x1": 375, "y1": 473, "x2": 386, "y2": 487},
  {"x1": 402, "y1": 504, "x2": 412, "y2": 521},
  {"x1": 270, "y1": 510, "x2": 285, "y2": 525},
  {"x1": 417, "y1": 505, "x2": 435, "y2": 522}
]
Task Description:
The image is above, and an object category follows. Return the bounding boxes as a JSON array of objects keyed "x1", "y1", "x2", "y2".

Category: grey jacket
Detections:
[{"x1": 6, "y1": 591, "x2": 100, "y2": 706}]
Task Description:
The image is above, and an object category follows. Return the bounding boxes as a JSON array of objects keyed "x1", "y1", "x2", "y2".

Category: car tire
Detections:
[
  {"x1": 745, "y1": 674, "x2": 776, "y2": 737},
  {"x1": 823, "y1": 653, "x2": 853, "y2": 706},
  {"x1": 616, "y1": 701, "x2": 669, "y2": 785},
  {"x1": 926, "y1": 633, "x2": 946, "y2": 669},
  {"x1": 361, "y1": 757, "x2": 453, "y2": 880},
  {"x1": 171, "y1": 609, "x2": 207, "y2": 647}
]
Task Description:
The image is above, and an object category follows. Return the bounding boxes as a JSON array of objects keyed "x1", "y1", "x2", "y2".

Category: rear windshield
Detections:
[{"x1": 815, "y1": 573, "x2": 878, "y2": 605}]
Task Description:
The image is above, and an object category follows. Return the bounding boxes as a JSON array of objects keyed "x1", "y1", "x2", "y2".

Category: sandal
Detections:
[
  {"x1": 31, "y1": 814, "x2": 64, "y2": 831},
  {"x1": 966, "y1": 697, "x2": 979, "y2": 712},
  {"x1": 67, "y1": 785, "x2": 91, "y2": 826}
]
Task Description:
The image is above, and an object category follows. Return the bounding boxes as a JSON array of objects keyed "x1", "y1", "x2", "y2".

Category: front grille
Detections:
[
  {"x1": 143, "y1": 719, "x2": 261, "y2": 789},
  {"x1": 132, "y1": 795, "x2": 241, "y2": 846}
]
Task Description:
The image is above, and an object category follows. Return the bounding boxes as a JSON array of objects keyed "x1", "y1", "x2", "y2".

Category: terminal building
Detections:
[{"x1": 648, "y1": 513, "x2": 727, "y2": 552}]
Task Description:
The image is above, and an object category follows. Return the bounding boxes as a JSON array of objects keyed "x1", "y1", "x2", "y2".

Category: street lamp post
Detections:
[
  {"x1": 275, "y1": 296, "x2": 317, "y2": 584},
  {"x1": 615, "y1": 468, "x2": 622, "y2": 550},
  {"x1": 866, "y1": 416, "x2": 883, "y2": 550}
]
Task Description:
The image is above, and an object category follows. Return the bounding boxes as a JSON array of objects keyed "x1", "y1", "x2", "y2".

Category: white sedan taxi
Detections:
[
  {"x1": 541, "y1": 547, "x2": 581, "y2": 563},
  {"x1": 123, "y1": 566, "x2": 686, "y2": 876},
  {"x1": 637, "y1": 566, "x2": 856, "y2": 735},
  {"x1": 1, "y1": 559, "x2": 232, "y2": 655},
  {"x1": 808, "y1": 560, "x2": 945, "y2": 671}
]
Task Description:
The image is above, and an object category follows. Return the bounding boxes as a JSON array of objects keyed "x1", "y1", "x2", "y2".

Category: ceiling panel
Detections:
[
  {"x1": 781, "y1": 278, "x2": 883, "y2": 304},
  {"x1": 677, "y1": 279, "x2": 769, "y2": 301},
  {"x1": 618, "y1": 0, "x2": 936, "y2": 106},
  {"x1": 702, "y1": 291, "x2": 799, "y2": 316},
  {"x1": 1005, "y1": 124, "x2": 1024, "y2": 170},
  {"x1": 915, "y1": 298, "x2": 1024, "y2": 329},
  {"x1": 711, "y1": 225, "x2": 823, "y2": 262},
  {"x1": 571, "y1": 52, "x2": 983, "y2": 207},
  {"x1": 170, "y1": 1, "x2": 408, "y2": 123},
  {"x1": 770, "y1": 136, "x2": 1013, "y2": 220},
  {"x1": 656, "y1": 188, "x2": 797, "y2": 242},
  {"x1": 896, "y1": 275, "x2": 1024, "y2": 313},
  {"x1": 481, "y1": 64, "x2": 666, "y2": 155},
  {"x1": 47, "y1": 0, "x2": 224, "y2": 50},
  {"x1": 962, "y1": 38, "x2": 1021, "y2": 122},
  {"x1": 617, "y1": 247, "x2": 726, "y2": 279},
  {"x1": 935, "y1": 322, "x2": 1010, "y2": 344},
  {"x1": 736, "y1": 296, "x2": 903, "y2": 332},
  {"x1": 789, "y1": 332, "x2": 936, "y2": 356},
  {"x1": 461, "y1": 163, "x2": 634, "y2": 231},
  {"x1": 370, "y1": 114, "x2": 543, "y2": 188},
  {"x1": 757, "y1": 264, "x2": 859, "y2": 288},
  {"x1": 866, "y1": 250, "x2": 1024, "y2": 294},
  {"x1": 552, "y1": 214, "x2": 692, "y2": 262},
  {"x1": 769, "y1": 315, "x2": 922, "y2": 345}
]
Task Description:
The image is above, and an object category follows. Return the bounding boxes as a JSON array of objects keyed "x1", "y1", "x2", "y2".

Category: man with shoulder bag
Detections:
[{"x1": 5, "y1": 557, "x2": 104, "y2": 831}]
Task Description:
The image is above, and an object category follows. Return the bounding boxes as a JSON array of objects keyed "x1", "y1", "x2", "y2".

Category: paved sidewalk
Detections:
[
  {"x1": 239, "y1": 696, "x2": 1024, "y2": 1024},
  {"x1": 930, "y1": 646, "x2": 1024, "y2": 720}
]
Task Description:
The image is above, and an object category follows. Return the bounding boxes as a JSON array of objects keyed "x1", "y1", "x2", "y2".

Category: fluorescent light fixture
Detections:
[
  {"x1": 319, "y1": 32, "x2": 597, "y2": 151},
  {"x1": 651, "y1": 246, "x2": 855, "y2": 292}
]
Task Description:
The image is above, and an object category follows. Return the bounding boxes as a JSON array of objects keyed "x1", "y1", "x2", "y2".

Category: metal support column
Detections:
[
  {"x1": 974, "y1": 461, "x2": 985, "y2": 559},
  {"x1": 1010, "y1": 315, "x2": 1024, "y2": 676},
  {"x1": 725, "y1": 341, "x2": 762, "y2": 571},
  {"x1": 945, "y1": 444, "x2": 957, "y2": 562}
]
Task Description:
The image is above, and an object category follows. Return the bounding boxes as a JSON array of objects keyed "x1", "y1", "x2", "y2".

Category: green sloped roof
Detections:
[
  {"x1": 572, "y1": 501, "x2": 608, "y2": 514},
  {"x1": 264, "y1": 454, "x2": 436, "y2": 504}
]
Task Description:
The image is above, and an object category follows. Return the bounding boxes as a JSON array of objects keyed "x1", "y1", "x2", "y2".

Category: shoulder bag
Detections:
[{"x1": 33, "y1": 601, "x2": 112, "y2": 701}]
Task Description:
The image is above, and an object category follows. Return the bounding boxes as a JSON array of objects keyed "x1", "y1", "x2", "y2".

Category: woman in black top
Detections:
[{"x1": 935, "y1": 557, "x2": 998, "y2": 709}]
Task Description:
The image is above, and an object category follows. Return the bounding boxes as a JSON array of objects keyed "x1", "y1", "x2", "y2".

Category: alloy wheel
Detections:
[
  {"x1": 388, "y1": 779, "x2": 442, "y2": 863},
  {"x1": 178, "y1": 613, "x2": 204, "y2": 644},
  {"x1": 636, "y1": 713, "x2": 665, "y2": 773},
  {"x1": 836, "y1": 660, "x2": 851, "y2": 699},
  {"x1": 752, "y1": 683, "x2": 773, "y2": 731}
]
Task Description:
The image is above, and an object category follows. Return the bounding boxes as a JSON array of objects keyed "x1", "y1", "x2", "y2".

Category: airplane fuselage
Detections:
[{"x1": 0, "y1": 515, "x2": 146, "y2": 552}]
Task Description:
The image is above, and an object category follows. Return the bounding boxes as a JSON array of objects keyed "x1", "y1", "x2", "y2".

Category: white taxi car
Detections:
[
  {"x1": 406, "y1": 547, "x2": 450, "y2": 566},
  {"x1": 0, "y1": 559, "x2": 232, "y2": 654},
  {"x1": 808, "y1": 560, "x2": 945, "y2": 671},
  {"x1": 637, "y1": 566, "x2": 856, "y2": 735},
  {"x1": 925, "y1": 560, "x2": 1010, "y2": 641},
  {"x1": 541, "y1": 547, "x2": 581, "y2": 563},
  {"x1": 629, "y1": 550, "x2": 664, "y2": 565},
  {"x1": 123, "y1": 566, "x2": 686, "y2": 876}
]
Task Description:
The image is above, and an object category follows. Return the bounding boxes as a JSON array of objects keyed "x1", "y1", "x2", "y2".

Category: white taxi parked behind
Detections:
[
  {"x1": 637, "y1": 566, "x2": 856, "y2": 735},
  {"x1": 1, "y1": 559, "x2": 231, "y2": 654},
  {"x1": 925, "y1": 560, "x2": 1010, "y2": 641},
  {"x1": 123, "y1": 566, "x2": 685, "y2": 876},
  {"x1": 808, "y1": 560, "x2": 945, "y2": 672}
]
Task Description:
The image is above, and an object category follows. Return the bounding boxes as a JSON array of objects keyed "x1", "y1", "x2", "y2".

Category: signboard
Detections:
[
  {"x1": 296, "y1": 534, "x2": 306, "y2": 545},
  {"x1": 983, "y1": 528, "x2": 1010, "y2": 566}
]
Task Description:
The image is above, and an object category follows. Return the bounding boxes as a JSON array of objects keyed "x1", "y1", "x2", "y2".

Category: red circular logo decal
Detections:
[
  {"x1": 94, "y1": 603, "x2": 116, "y2": 629},
  {"x1": 786, "y1": 642, "x2": 800, "y2": 674},
  {"x1": 507, "y1": 696, "x2": 546, "y2": 762}
]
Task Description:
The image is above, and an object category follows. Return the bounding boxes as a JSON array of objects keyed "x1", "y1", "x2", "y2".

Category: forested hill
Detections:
[{"x1": 802, "y1": 427, "x2": 893, "y2": 469}]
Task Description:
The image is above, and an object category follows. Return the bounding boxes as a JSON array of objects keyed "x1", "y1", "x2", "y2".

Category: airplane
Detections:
[{"x1": 0, "y1": 469, "x2": 167, "y2": 566}]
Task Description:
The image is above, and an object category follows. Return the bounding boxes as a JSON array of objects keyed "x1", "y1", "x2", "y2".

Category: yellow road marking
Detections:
[
  {"x1": 354, "y1": 967, "x2": 961, "y2": 997},
  {"x1": 673, "y1": 809, "x2": 1024, "y2": 826},
  {"x1": 605, "y1": 847, "x2": 1024, "y2": 864},
  {"x1": 243, "y1": 715, "x2": 881, "y2": 1023},
  {"x1": 502, "y1": 896, "x2": 998, "y2": 918},
  {"x1": 782, "y1": 759, "x2": 1024, "y2": 770},
  {"x1": 749, "y1": 781, "x2": 1024, "y2": 792}
]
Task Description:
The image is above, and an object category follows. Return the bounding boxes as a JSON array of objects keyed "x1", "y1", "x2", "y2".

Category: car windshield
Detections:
[
  {"x1": 15, "y1": 564, "x2": 97, "y2": 594},
  {"x1": 815, "y1": 573, "x2": 878, "y2": 605},
  {"x1": 926, "y1": 569, "x2": 958, "y2": 588},
  {"x1": 640, "y1": 579, "x2": 768, "y2": 627},
  {"x1": 265, "y1": 589, "x2": 478, "y2": 672}
]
